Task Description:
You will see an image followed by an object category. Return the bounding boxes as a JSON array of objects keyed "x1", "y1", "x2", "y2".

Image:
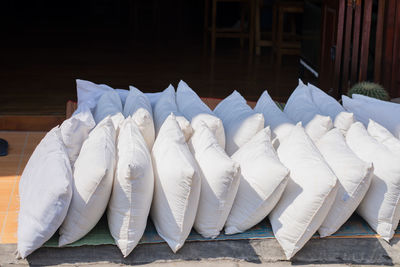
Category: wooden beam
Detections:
[
  {"x1": 374, "y1": 0, "x2": 385, "y2": 82},
  {"x1": 358, "y1": 0, "x2": 373, "y2": 81},
  {"x1": 382, "y1": 0, "x2": 396, "y2": 91},
  {"x1": 350, "y1": 0, "x2": 362, "y2": 85},
  {"x1": 341, "y1": 0, "x2": 353, "y2": 91},
  {"x1": 391, "y1": 1, "x2": 400, "y2": 96},
  {"x1": 334, "y1": 0, "x2": 346, "y2": 94},
  {"x1": 0, "y1": 115, "x2": 65, "y2": 131}
]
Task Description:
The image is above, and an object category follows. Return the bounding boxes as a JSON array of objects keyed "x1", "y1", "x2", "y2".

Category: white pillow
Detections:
[
  {"x1": 270, "y1": 123, "x2": 338, "y2": 259},
  {"x1": 17, "y1": 127, "x2": 73, "y2": 259},
  {"x1": 254, "y1": 90, "x2": 294, "y2": 146},
  {"x1": 75, "y1": 79, "x2": 114, "y2": 113},
  {"x1": 346, "y1": 122, "x2": 400, "y2": 241},
  {"x1": 214, "y1": 91, "x2": 264, "y2": 156},
  {"x1": 93, "y1": 90, "x2": 123, "y2": 124},
  {"x1": 60, "y1": 104, "x2": 95, "y2": 166},
  {"x1": 333, "y1": 112, "x2": 355, "y2": 136},
  {"x1": 59, "y1": 116, "x2": 117, "y2": 246},
  {"x1": 145, "y1": 92, "x2": 162, "y2": 108},
  {"x1": 368, "y1": 120, "x2": 400, "y2": 155},
  {"x1": 284, "y1": 79, "x2": 321, "y2": 125},
  {"x1": 308, "y1": 83, "x2": 345, "y2": 120},
  {"x1": 153, "y1": 85, "x2": 193, "y2": 141},
  {"x1": 225, "y1": 127, "x2": 289, "y2": 235},
  {"x1": 123, "y1": 86, "x2": 155, "y2": 149},
  {"x1": 116, "y1": 89, "x2": 129, "y2": 106},
  {"x1": 304, "y1": 114, "x2": 333, "y2": 143},
  {"x1": 316, "y1": 128, "x2": 373, "y2": 237},
  {"x1": 151, "y1": 114, "x2": 201, "y2": 252},
  {"x1": 188, "y1": 123, "x2": 240, "y2": 238},
  {"x1": 107, "y1": 118, "x2": 154, "y2": 257},
  {"x1": 177, "y1": 80, "x2": 225, "y2": 148},
  {"x1": 353, "y1": 93, "x2": 397, "y2": 105},
  {"x1": 343, "y1": 95, "x2": 400, "y2": 139}
]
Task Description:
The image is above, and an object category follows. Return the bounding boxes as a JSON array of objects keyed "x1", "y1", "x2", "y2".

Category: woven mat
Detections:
[{"x1": 43, "y1": 214, "x2": 400, "y2": 247}]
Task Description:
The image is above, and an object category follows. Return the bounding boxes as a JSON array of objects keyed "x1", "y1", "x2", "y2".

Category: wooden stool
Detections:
[
  {"x1": 204, "y1": 0, "x2": 256, "y2": 54},
  {"x1": 273, "y1": 1, "x2": 304, "y2": 67}
]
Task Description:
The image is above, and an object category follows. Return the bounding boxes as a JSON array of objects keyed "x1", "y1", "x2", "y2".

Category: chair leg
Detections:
[
  {"x1": 203, "y1": 0, "x2": 209, "y2": 51},
  {"x1": 211, "y1": 0, "x2": 217, "y2": 54},
  {"x1": 255, "y1": 0, "x2": 261, "y2": 55}
]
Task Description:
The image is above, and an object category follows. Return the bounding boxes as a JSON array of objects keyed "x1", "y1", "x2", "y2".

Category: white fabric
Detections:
[
  {"x1": 346, "y1": 122, "x2": 400, "y2": 241},
  {"x1": 304, "y1": 114, "x2": 333, "y2": 143},
  {"x1": 107, "y1": 118, "x2": 154, "y2": 257},
  {"x1": 145, "y1": 92, "x2": 162, "y2": 108},
  {"x1": 17, "y1": 127, "x2": 73, "y2": 259},
  {"x1": 254, "y1": 90, "x2": 294, "y2": 147},
  {"x1": 60, "y1": 104, "x2": 95, "y2": 166},
  {"x1": 123, "y1": 86, "x2": 155, "y2": 149},
  {"x1": 93, "y1": 90, "x2": 123, "y2": 124},
  {"x1": 177, "y1": 80, "x2": 226, "y2": 148},
  {"x1": 153, "y1": 85, "x2": 193, "y2": 141},
  {"x1": 151, "y1": 114, "x2": 201, "y2": 252},
  {"x1": 333, "y1": 112, "x2": 355, "y2": 136},
  {"x1": 214, "y1": 91, "x2": 264, "y2": 156},
  {"x1": 189, "y1": 123, "x2": 240, "y2": 238},
  {"x1": 59, "y1": 117, "x2": 117, "y2": 246},
  {"x1": 309, "y1": 83, "x2": 345, "y2": 120},
  {"x1": 343, "y1": 95, "x2": 400, "y2": 139},
  {"x1": 75, "y1": 79, "x2": 114, "y2": 113},
  {"x1": 116, "y1": 89, "x2": 129, "y2": 105},
  {"x1": 225, "y1": 127, "x2": 289, "y2": 235},
  {"x1": 316, "y1": 128, "x2": 374, "y2": 237},
  {"x1": 368, "y1": 120, "x2": 400, "y2": 155},
  {"x1": 284, "y1": 79, "x2": 321, "y2": 125},
  {"x1": 270, "y1": 123, "x2": 338, "y2": 259}
]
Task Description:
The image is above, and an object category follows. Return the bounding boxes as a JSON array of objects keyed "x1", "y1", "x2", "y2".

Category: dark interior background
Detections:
[{"x1": 0, "y1": 0, "x2": 300, "y2": 115}]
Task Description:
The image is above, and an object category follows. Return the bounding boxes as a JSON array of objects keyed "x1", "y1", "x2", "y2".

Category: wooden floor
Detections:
[
  {"x1": 1, "y1": 31, "x2": 301, "y2": 116},
  {"x1": 0, "y1": 131, "x2": 46, "y2": 244}
]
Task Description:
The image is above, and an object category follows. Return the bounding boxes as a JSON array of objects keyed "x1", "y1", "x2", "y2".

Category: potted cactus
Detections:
[{"x1": 348, "y1": 82, "x2": 390, "y2": 101}]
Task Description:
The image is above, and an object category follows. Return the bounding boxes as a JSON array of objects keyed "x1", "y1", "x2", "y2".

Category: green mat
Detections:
[{"x1": 44, "y1": 214, "x2": 400, "y2": 248}]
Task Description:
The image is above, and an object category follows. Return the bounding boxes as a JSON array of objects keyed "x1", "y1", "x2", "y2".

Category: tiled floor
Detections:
[{"x1": 0, "y1": 131, "x2": 46, "y2": 244}]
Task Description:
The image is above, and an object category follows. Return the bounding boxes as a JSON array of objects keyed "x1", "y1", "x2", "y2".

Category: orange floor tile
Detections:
[{"x1": 0, "y1": 131, "x2": 46, "y2": 244}]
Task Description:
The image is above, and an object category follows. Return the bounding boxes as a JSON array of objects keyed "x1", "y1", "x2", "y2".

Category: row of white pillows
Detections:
[{"x1": 17, "y1": 79, "x2": 400, "y2": 261}]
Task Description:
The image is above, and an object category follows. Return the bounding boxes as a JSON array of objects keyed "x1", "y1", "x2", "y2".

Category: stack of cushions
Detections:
[
  {"x1": 284, "y1": 80, "x2": 355, "y2": 135},
  {"x1": 283, "y1": 80, "x2": 322, "y2": 125},
  {"x1": 75, "y1": 79, "x2": 114, "y2": 113},
  {"x1": 368, "y1": 120, "x2": 400, "y2": 155},
  {"x1": 59, "y1": 116, "x2": 117, "y2": 246},
  {"x1": 343, "y1": 94, "x2": 400, "y2": 138},
  {"x1": 176, "y1": 80, "x2": 225, "y2": 148},
  {"x1": 153, "y1": 85, "x2": 193, "y2": 141},
  {"x1": 17, "y1": 78, "x2": 400, "y2": 260},
  {"x1": 17, "y1": 127, "x2": 73, "y2": 259},
  {"x1": 214, "y1": 91, "x2": 264, "y2": 156},
  {"x1": 346, "y1": 122, "x2": 400, "y2": 241},
  {"x1": 253, "y1": 90, "x2": 294, "y2": 147},
  {"x1": 225, "y1": 127, "x2": 289, "y2": 234},
  {"x1": 93, "y1": 90, "x2": 124, "y2": 129},
  {"x1": 316, "y1": 128, "x2": 374, "y2": 237},
  {"x1": 151, "y1": 114, "x2": 201, "y2": 252},
  {"x1": 107, "y1": 117, "x2": 154, "y2": 257},
  {"x1": 188, "y1": 123, "x2": 240, "y2": 238},
  {"x1": 123, "y1": 86, "x2": 155, "y2": 149},
  {"x1": 60, "y1": 104, "x2": 96, "y2": 166},
  {"x1": 269, "y1": 123, "x2": 338, "y2": 259}
]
